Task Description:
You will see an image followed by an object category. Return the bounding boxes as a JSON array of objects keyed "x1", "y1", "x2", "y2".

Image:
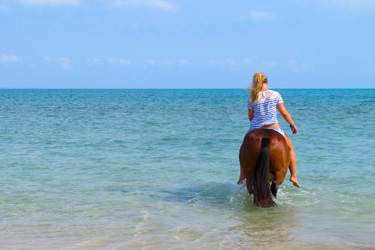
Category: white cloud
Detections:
[
  {"x1": 285, "y1": 60, "x2": 313, "y2": 72},
  {"x1": 87, "y1": 58, "x2": 131, "y2": 66},
  {"x1": 208, "y1": 59, "x2": 257, "y2": 69},
  {"x1": 311, "y1": 0, "x2": 375, "y2": 8},
  {"x1": 177, "y1": 59, "x2": 191, "y2": 66},
  {"x1": 249, "y1": 11, "x2": 275, "y2": 22},
  {"x1": 286, "y1": 0, "x2": 375, "y2": 9},
  {"x1": 58, "y1": 58, "x2": 72, "y2": 69},
  {"x1": 87, "y1": 58, "x2": 102, "y2": 64},
  {"x1": 209, "y1": 59, "x2": 236, "y2": 67},
  {"x1": 343, "y1": 0, "x2": 374, "y2": 8},
  {"x1": 263, "y1": 61, "x2": 278, "y2": 68},
  {"x1": 108, "y1": 58, "x2": 131, "y2": 65},
  {"x1": 44, "y1": 56, "x2": 72, "y2": 69},
  {"x1": 43, "y1": 56, "x2": 52, "y2": 62},
  {"x1": 243, "y1": 59, "x2": 253, "y2": 66},
  {"x1": 114, "y1": 0, "x2": 177, "y2": 11},
  {"x1": 147, "y1": 59, "x2": 174, "y2": 67},
  {"x1": 262, "y1": 60, "x2": 313, "y2": 72},
  {"x1": 146, "y1": 59, "x2": 191, "y2": 67},
  {"x1": 1, "y1": 54, "x2": 18, "y2": 63},
  {"x1": 14, "y1": 0, "x2": 81, "y2": 6}
]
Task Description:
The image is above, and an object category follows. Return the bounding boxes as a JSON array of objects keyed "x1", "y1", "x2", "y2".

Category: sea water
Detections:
[{"x1": 0, "y1": 89, "x2": 374, "y2": 249}]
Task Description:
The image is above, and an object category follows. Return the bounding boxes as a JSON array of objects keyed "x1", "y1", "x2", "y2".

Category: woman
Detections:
[{"x1": 238, "y1": 72, "x2": 300, "y2": 188}]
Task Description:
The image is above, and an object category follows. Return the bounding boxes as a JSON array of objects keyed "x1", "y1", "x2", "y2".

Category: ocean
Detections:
[{"x1": 0, "y1": 89, "x2": 374, "y2": 249}]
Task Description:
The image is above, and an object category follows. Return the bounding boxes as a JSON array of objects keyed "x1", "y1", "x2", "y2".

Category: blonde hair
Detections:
[{"x1": 250, "y1": 72, "x2": 268, "y2": 104}]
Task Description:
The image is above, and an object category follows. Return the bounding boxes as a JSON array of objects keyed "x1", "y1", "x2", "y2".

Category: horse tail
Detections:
[{"x1": 252, "y1": 138, "x2": 275, "y2": 208}]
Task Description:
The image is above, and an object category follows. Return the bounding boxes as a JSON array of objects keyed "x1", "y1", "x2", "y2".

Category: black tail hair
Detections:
[{"x1": 252, "y1": 138, "x2": 275, "y2": 207}]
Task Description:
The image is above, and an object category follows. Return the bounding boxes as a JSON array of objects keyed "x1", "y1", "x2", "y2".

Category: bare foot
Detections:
[{"x1": 290, "y1": 176, "x2": 300, "y2": 188}]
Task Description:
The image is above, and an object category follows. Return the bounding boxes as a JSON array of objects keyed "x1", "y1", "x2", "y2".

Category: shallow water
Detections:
[{"x1": 0, "y1": 89, "x2": 374, "y2": 249}]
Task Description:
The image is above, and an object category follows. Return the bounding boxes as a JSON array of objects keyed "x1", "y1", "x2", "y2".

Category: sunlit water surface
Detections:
[{"x1": 0, "y1": 89, "x2": 374, "y2": 249}]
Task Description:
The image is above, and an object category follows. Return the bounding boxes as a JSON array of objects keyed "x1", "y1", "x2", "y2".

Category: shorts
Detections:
[{"x1": 248, "y1": 126, "x2": 285, "y2": 137}]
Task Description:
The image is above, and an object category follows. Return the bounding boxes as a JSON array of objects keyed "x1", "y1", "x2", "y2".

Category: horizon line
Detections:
[{"x1": 1, "y1": 87, "x2": 374, "y2": 90}]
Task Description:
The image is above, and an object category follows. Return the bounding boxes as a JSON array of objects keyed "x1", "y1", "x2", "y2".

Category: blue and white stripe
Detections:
[{"x1": 248, "y1": 90, "x2": 284, "y2": 131}]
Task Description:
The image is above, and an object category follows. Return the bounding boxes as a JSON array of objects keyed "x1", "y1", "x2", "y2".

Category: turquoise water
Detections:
[{"x1": 0, "y1": 89, "x2": 374, "y2": 249}]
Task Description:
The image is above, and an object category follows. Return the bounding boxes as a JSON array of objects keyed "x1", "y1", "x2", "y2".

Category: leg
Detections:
[
  {"x1": 237, "y1": 164, "x2": 246, "y2": 184},
  {"x1": 284, "y1": 134, "x2": 300, "y2": 188},
  {"x1": 271, "y1": 179, "x2": 278, "y2": 198}
]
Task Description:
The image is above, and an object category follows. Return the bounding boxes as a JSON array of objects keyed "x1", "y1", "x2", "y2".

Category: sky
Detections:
[{"x1": 0, "y1": 0, "x2": 375, "y2": 88}]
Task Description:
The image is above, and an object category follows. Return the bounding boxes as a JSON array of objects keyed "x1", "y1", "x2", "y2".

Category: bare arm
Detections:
[
  {"x1": 248, "y1": 108, "x2": 254, "y2": 122},
  {"x1": 277, "y1": 103, "x2": 298, "y2": 134}
]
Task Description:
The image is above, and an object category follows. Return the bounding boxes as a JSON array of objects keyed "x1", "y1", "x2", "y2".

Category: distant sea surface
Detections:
[{"x1": 1, "y1": 89, "x2": 374, "y2": 249}]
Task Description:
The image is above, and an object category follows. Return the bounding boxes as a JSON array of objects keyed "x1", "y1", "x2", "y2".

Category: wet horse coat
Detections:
[{"x1": 239, "y1": 129, "x2": 290, "y2": 207}]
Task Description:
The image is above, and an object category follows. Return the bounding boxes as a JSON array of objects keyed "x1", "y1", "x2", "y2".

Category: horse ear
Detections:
[{"x1": 271, "y1": 180, "x2": 278, "y2": 198}]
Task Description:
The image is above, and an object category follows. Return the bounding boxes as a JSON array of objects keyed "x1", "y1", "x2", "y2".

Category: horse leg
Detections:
[
  {"x1": 237, "y1": 164, "x2": 246, "y2": 184},
  {"x1": 271, "y1": 177, "x2": 278, "y2": 198},
  {"x1": 271, "y1": 170, "x2": 287, "y2": 198}
]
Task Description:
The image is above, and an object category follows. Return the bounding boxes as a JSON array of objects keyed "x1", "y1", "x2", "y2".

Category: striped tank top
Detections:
[{"x1": 248, "y1": 90, "x2": 284, "y2": 131}]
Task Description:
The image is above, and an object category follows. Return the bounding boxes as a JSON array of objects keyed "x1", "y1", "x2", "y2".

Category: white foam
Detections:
[{"x1": 230, "y1": 181, "x2": 246, "y2": 203}]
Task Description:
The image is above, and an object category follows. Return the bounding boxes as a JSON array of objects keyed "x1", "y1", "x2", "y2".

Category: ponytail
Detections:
[{"x1": 251, "y1": 72, "x2": 268, "y2": 104}]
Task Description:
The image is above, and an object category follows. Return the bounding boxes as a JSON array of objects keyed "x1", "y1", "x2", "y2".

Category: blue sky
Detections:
[{"x1": 1, "y1": 0, "x2": 374, "y2": 88}]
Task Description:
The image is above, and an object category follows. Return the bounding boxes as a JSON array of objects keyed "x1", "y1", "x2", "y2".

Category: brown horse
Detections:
[{"x1": 238, "y1": 129, "x2": 290, "y2": 207}]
